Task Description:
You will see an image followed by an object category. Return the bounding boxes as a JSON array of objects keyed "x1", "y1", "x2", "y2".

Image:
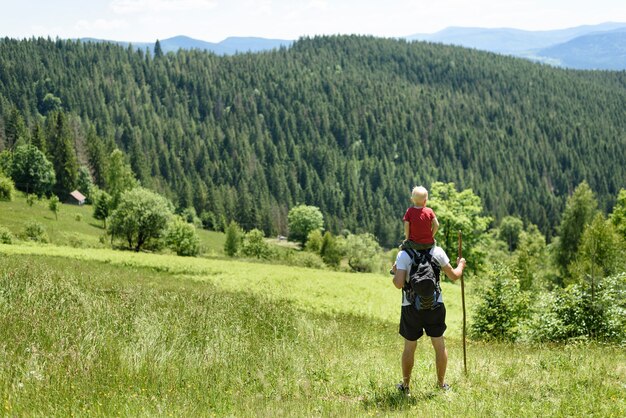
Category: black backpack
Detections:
[{"x1": 403, "y1": 248, "x2": 442, "y2": 310}]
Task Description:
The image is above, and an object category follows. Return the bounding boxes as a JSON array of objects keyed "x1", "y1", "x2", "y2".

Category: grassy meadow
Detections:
[
  {"x1": 1, "y1": 196, "x2": 625, "y2": 416},
  {"x1": 1, "y1": 243, "x2": 625, "y2": 417}
]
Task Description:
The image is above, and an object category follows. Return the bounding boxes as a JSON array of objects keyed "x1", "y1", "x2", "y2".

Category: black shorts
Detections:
[{"x1": 399, "y1": 304, "x2": 447, "y2": 341}]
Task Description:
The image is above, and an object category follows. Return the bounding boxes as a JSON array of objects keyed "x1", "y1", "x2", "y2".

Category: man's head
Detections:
[{"x1": 411, "y1": 186, "x2": 428, "y2": 206}]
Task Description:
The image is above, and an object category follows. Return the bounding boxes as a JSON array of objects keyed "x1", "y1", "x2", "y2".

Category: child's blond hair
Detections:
[{"x1": 411, "y1": 186, "x2": 428, "y2": 206}]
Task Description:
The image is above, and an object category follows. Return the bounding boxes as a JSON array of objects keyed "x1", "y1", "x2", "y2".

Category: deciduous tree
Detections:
[
  {"x1": 287, "y1": 204, "x2": 324, "y2": 246},
  {"x1": 10, "y1": 145, "x2": 55, "y2": 197},
  {"x1": 555, "y1": 181, "x2": 598, "y2": 278},
  {"x1": 108, "y1": 187, "x2": 173, "y2": 251}
]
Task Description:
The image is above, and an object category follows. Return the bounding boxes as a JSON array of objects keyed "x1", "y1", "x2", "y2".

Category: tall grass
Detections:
[{"x1": 1, "y1": 248, "x2": 625, "y2": 416}]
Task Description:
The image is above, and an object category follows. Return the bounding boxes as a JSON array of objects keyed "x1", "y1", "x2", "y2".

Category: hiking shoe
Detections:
[
  {"x1": 396, "y1": 382, "x2": 411, "y2": 397},
  {"x1": 439, "y1": 383, "x2": 451, "y2": 392}
]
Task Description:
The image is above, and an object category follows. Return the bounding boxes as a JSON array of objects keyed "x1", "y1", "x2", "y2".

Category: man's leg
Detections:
[
  {"x1": 430, "y1": 336, "x2": 448, "y2": 387},
  {"x1": 402, "y1": 338, "x2": 418, "y2": 388}
]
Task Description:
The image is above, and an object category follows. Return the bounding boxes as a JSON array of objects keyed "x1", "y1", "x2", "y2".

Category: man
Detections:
[{"x1": 391, "y1": 243, "x2": 466, "y2": 395}]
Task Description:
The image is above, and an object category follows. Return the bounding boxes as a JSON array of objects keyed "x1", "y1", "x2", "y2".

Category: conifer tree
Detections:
[
  {"x1": 106, "y1": 149, "x2": 138, "y2": 208},
  {"x1": 31, "y1": 122, "x2": 47, "y2": 155},
  {"x1": 154, "y1": 40, "x2": 164, "y2": 59},
  {"x1": 86, "y1": 126, "x2": 107, "y2": 189},
  {"x1": 48, "y1": 112, "x2": 78, "y2": 197},
  {"x1": 5, "y1": 107, "x2": 29, "y2": 148}
]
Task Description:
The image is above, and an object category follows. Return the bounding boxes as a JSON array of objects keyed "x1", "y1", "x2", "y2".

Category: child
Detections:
[{"x1": 402, "y1": 186, "x2": 439, "y2": 250}]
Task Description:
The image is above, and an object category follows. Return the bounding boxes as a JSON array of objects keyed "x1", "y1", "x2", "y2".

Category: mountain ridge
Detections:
[
  {"x1": 80, "y1": 35, "x2": 293, "y2": 55},
  {"x1": 77, "y1": 22, "x2": 626, "y2": 69}
]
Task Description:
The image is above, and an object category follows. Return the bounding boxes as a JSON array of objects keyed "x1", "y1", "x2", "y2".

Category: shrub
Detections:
[
  {"x1": 48, "y1": 195, "x2": 60, "y2": 220},
  {"x1": 26, "y1": 194, "x2": 37, "y2": 207},
  {"x1": 165, "y1": 216, "x2": 200, "y2": 257},
  {"x1": 0, "y1": 174, "x2": 15, "y2": 201},
  {"x1": 304, "y1": 229, "x2": 323, "y2": 254},
  {"x1": 66, "y1": 233, "x2": 84, "y2": 248},
  {"x1": 0, "y1": 226, "x2": 13, "y2": 244},
  {"x1": 470, "y1": 264, "x2": 529, "y2": 341},
  {"x1": 22, "y1": 221, "x2": 49, "y2": 243},
  {"x1": 224, "y1": 221, "x2": 243, "y2": 257},
  {"x1": 320, "y1": 232, "x2": 343, "y2": 268},
  {"x1": 527, "y1": 273, "x2": 626, "y2": 343},
  {"x1": 284, "y1": 251, "x2": 326, "y2": 269},
  {"x1": 344, "y1": 233, "x2": 381, "y2": 272},
  {"x1": 241, "y1": 229, "x2": 273, "y2": 259},
  {"x1": 75, "y1": 214, "x2": 83, "y2": 222}
]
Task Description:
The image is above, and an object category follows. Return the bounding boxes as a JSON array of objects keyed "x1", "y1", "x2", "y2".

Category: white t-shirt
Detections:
[{"x1": 395, "y1": 247, "x2": 450, "y2": 306}]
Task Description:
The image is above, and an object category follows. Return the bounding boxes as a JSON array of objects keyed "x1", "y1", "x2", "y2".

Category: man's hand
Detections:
[
  {"x1": 456, "y1": 257, "x2": 467, "y2": 270},
  {"x1": 442, "y1": 257, "x2": 467, "y2": 282}
]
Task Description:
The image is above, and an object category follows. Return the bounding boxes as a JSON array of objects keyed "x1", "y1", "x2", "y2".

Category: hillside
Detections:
[
  {"x1": 0, "y1": 195, "x2": 226, "y2": 255},
  {"x1": 538, "y1": 29, "x2": 626, "y2": 70},
  {"x1": 1, "y1": 36, "x2": 625, "y2": 245}
]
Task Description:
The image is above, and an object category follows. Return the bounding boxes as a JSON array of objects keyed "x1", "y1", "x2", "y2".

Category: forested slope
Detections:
[{"x1": 0, "y1": 35, "x2": 624, "y2": 246}]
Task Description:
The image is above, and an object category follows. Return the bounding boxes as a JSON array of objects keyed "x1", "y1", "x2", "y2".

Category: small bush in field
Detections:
[
  {"x1": 241, "y1": 229, "x2": 274, "y2": 259},
  {"x1": 304, "y1": 229, "x2": 323, "y2": 253},
  {"x1": 165, "y1": 216, "x2": 200, "y2": 257},
  {"x1": 0, "y1": 226, "x2": 13, "y2": 244},
  {"x1": 22, "y1": 221, "x2": 49, "y2": 243},
  {"x1": 66, "y1": 233, "x2": 85, "y2": 248},
  {"x1": 75, "y1": 213, "x2": 83, "y2": 222},
  {"x1": 224, "y1": 221, "x2": 243, "y2": 257},
  {"x1": 528, "y1": 273, "x2": 626, "y2": 343},
  {"x1": 471, "y1": 263, "x2": 529, "y2": 341},
  {"x1": 0, "y1": 174, "x2": 15, "y2": 201},
  {"x1": 285, "y1": 251, "x2": 326, "y2": 269},
  {"x1": 26, "y1": 194, "x2": 37, "y2": 207}
]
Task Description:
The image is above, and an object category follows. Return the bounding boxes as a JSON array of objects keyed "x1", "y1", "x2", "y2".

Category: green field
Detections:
[
  {"x1": 1, "y1": 242, "x2": 624, "y2": 417},
  {"x1": 0, "y1": 195, "x2": 226, "y2": 255}
]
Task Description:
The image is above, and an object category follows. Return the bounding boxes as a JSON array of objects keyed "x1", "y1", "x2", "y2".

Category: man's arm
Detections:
[
  {"x1": 392, "y1": 265, "x2": 407, "y2": 289},
  {"x1": 441, "y1": 258, "x2": 466, "y2": 282}
]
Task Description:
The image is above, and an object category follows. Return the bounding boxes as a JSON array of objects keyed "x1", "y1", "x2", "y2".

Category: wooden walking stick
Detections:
[{"x1": 458, "y1": 230, "x2": 467, "y2": 376}]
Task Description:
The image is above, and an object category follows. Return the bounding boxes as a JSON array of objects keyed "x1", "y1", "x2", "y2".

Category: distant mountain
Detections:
[
  {"x1": 81, "y1": 35, "x2": 293, "y2": 55},
  {"x1": 406, "y1": 22, "x2": 626, "y2": 54},
  {"x1": 537, "y1": 29, "x2": 626, "y2": 70},
  {"x1": 406, "y1": 22, "x2": 626, "y2": 69}
]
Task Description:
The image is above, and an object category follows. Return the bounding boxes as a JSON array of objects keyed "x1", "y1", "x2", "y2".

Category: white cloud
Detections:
[
  {"x1": 111, "y1": 0, "x2": 218, "y2": 14},
  {"x1": 307, "y1": 0, "x2": 328, "y2": 11},
  {"x1": 243, "y1": 0, "x2": 272, "y2": 15}
]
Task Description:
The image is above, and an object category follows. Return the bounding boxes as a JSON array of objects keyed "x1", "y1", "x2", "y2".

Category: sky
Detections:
[{"x1": 2, "y1": 0, "x2": 626, "y2": 42}]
